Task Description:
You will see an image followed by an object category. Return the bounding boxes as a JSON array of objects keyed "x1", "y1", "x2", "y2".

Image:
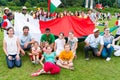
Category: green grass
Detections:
[{"x1": 0, "y1": 17, "x2": 120, "y2": 80}]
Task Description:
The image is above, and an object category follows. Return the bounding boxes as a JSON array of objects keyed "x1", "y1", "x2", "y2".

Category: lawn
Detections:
[{"x1": 0, "y1": 17, "x2": 120, "y2": 80}]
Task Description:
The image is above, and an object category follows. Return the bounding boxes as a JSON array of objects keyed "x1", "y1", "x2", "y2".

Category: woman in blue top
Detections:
[
  {"x1": 31, "y1": 46, "x2": 60, "y2": 77},
  {"x1": 101, "y1": 28, "x2": 114, "y2": 61}
]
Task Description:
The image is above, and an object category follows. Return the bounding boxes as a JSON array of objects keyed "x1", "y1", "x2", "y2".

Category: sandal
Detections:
[{"x1": 31, "y1": 72, "x2": 39, "y2": 77}]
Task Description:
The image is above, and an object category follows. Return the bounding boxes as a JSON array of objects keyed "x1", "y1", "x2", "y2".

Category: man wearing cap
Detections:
[
  {"x1": 21, "y1": 6, "x2": 30, "y2": 22},
  {"x1": 22, "y1": 6, "x2": 27, "y2": 15},
  {"x1": 84, "y1": 28, "x2": 104, "y2": 60}
]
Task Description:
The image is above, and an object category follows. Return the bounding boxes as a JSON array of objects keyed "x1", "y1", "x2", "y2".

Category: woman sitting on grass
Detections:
[
  {"x1": 101, "y1": 28, "x2": 114, "y2": 61},
  {"x1": 3, "y1": 27, "x2": 21, "y2": 69},
  {"x1": 31, "y1": 46, "x2": 60, "y2": 77},
  {"x1": 56, "y1": 44, "x2": 74, "y2": 70}
]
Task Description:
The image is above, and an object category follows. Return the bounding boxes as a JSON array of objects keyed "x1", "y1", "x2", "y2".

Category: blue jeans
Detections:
[
  {"x1": 6, "y1": 55, "x2": 22, "y2": 69},
  {"x1": 101, "y1": 44, "x2": 114, "y2": 58}
]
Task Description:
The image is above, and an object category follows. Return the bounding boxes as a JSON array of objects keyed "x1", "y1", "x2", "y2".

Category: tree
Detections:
[
  {"x1": 13, "y1": 0, "x2": 21, "y2": 6},
  {"x1": 0, "y1": 0, "x2": 8, "y2": 6},
  {"x1": 24, "y1": 2, "x2": 31, "y2": 7}
]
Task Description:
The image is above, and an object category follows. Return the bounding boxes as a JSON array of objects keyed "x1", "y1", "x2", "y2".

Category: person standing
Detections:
[{"x1": 2, "y1": 12, "x2": 14, "y2": 37}]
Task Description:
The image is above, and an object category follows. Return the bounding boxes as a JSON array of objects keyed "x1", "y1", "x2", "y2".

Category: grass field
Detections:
[{"x1": 0, "y1": 17, "x2": 120, "y2": 80}]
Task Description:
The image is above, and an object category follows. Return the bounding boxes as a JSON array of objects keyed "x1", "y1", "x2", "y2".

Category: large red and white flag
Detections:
[{"x1": 14, "y1": 13, "x2": 95, "y2": 42}]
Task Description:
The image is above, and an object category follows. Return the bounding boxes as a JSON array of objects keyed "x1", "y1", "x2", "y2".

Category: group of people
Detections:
[
  {"x1": 3, "y1": 26, "x2": 78, "y2": 76},
  {"x1": 2, "y1": 6, "x2": 120, "y2": 77}
]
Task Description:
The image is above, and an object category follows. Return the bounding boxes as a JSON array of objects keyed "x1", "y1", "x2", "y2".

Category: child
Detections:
[
  {"x1": 56, "y1": 44, "x2": 74, "y2": 70},
  {"x1": 31, "y1": 46, "x2": 60, "y2": 76},
  {"x1": 67, "y1": 31, "x2": 78, "y2": 58},
  {"x1": 54, "y1": 32, "x2": 66, "y2": 57},
  {"x1": 30, "y1": 41, "x2": 41, "y2": 64},
  {"x1": 42, "y1": 41, "x2": 49, "y2": 53}
]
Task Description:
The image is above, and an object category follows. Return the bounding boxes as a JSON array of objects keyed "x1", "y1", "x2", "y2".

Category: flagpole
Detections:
[
  {"x1": 60, "y1": 0, "x2": 66, "y2": 9},
  {"x1": 48, "y1": 0, "x2": 50, "y2": 12}
]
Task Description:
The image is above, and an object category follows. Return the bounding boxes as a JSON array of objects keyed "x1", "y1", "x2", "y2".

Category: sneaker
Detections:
[
  {"x1": 106, "y1": 57, "x2": 111, "y2": 61},
  {"x1": 85, "y1": 58, "x2": 89, "y2": 61},
  {"x1": 69, "y1": 66, "x2": 74, "y2": 71},
  {"x1": 32, "y1": 61, "x2": 36, "y2": 64}
]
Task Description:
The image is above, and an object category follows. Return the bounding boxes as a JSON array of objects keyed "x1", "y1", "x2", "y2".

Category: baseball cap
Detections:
[
  {"x1": 4, "y1": 7, "x2": 9, "y2": 11},
  {"x1": 93, "y1": 28, "x2": 99, "y2": 33},
  {"x1": 22, "y1": 6, "x2": 27, "y2": 10},
  {"x1": 105, "y1": 28, "x2": 110, "y2": 31}
]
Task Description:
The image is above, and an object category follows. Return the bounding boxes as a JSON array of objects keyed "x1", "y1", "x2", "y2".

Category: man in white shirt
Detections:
[{"x1": 84, "y1": 28, "x2": 104, "y2": 60}]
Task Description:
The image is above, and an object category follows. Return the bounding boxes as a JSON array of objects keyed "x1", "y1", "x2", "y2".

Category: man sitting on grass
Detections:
[{"x1": 84, "y1": 28, "x2": 104, "y2": 60}]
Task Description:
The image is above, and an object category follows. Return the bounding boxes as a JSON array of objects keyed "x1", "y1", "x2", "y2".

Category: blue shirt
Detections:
[
  {"x1": 43, "y1": 52, "x2": 56, "y2": 63},
  {"x1": 20, "y1": 33, "x2": 32, "y2": 46}
]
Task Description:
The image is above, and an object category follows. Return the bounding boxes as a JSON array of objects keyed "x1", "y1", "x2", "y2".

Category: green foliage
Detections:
[
  {"x1": 0, "y1": 0, "x2": 8, "y2": 6},
  {"x1": 36, "y1": 2, "x2": 48, "y2": 7},
  {"x1": 24, "y1": 2, "x2": 31, "y2": 7},
  {"x1": 7, "y1": 1, "x2": 16, "y2": 6}
]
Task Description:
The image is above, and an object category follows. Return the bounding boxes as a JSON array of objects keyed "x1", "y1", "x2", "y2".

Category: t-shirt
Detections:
[
  {"x1": 55, "y1": 38, "x2": 65, "y2": 56},
  {"x1": 19, "y1": 33, "x2": 32, "y2": 46},
  {"x1": 85, "y1": 34, "x2": 104, "y2": 48},
  {"x1": 40, "y1": 34, "x2": 55, "y2": 44},
  {"x1": 43, "y1": 52, "x2": 56, "y2": 63},
  {"x1": 32, "y1": 47, "x2": 41, "y2": 53},
  {"x1": 68, "y1": 37, "x2": 78, "y2": 50},
  {"x1": 102, "y1": 35, "x2": 114, "y2": 44},
  {"x1": 4, "y1": 35, "x2": 18, "y2": 55},
  {"x1": 59, "y1": 50, "x2": 74, "y2": 61}
]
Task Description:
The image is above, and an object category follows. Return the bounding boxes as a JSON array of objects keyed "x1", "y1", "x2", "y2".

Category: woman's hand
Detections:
[
  {"x1": 8, "y1": 56, "x2": 12, "y2": 60},
  {"x1": 16, "y1": 55, "x2": 20, "y2": 60}
]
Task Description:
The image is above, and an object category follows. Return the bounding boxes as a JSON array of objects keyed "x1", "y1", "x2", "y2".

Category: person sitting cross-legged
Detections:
[{"x1": 56, "y1": 44, "x2": 74, "y2": 70}]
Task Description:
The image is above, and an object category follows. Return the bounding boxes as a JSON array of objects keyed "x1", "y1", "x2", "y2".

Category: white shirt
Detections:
[
  {"x1": 4, "y1": 35, "x2": 18, "y2": 55},
  {"x1": 85, "y1": 34, "x2": 104, "y2": 48},
  {"x1": 55, "y1": 38, "x2": 65, "y2": 56}
]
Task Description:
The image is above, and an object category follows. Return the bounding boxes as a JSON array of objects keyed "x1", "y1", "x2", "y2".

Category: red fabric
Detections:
[
  {"x1": 3, "y1": 15, "x2": 7, "y2": 20},
  {"x1": 40, "y1": 16, "x2": 95, "y2": 38},
  {"x1": 2, "y1": 21, "x2": 7, "y2": 28},
  {"x1": 44, "y1": 62, "x2": 60, "y2": 74},
  {"x1": 116, "y1": 20, "x2": 118, "y2": 26},
  {"x1": 96, "y1": 4, "x2": 103, "y2": 9}
]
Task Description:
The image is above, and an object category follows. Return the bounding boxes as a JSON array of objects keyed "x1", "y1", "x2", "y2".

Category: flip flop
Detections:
[{"x1": 31, "y1": 72, "x2": 39, "y2": 77}]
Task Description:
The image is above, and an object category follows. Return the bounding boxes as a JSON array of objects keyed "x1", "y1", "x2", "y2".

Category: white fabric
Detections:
[
  {"x1": 4, "y1": 19, "x2": 13, "y2": 37},
  {"x1": 114, "y1": 50, "x2": 120, "y2": 56},
  {"x1": 85, "y1": 34, "x2": 104, "y2": 48},
  {"x1": 51, "y1": 0, "x2": 61, "y2": 7},
  {"x1": 55, "y1": 38, "x2": 65, "y2": 56},
  {"x1": 113, "y1": 45, "x2": 120, "y2": 56},
  {"x1": 116, "y1": 26, "x2": 120, "y2": 35},
  {"x1": 14, "y1": 12, "x2": 41, "y2": 43},
  {"x1": 4, "y1": 36, "x2": 18, "y2": 55}
]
